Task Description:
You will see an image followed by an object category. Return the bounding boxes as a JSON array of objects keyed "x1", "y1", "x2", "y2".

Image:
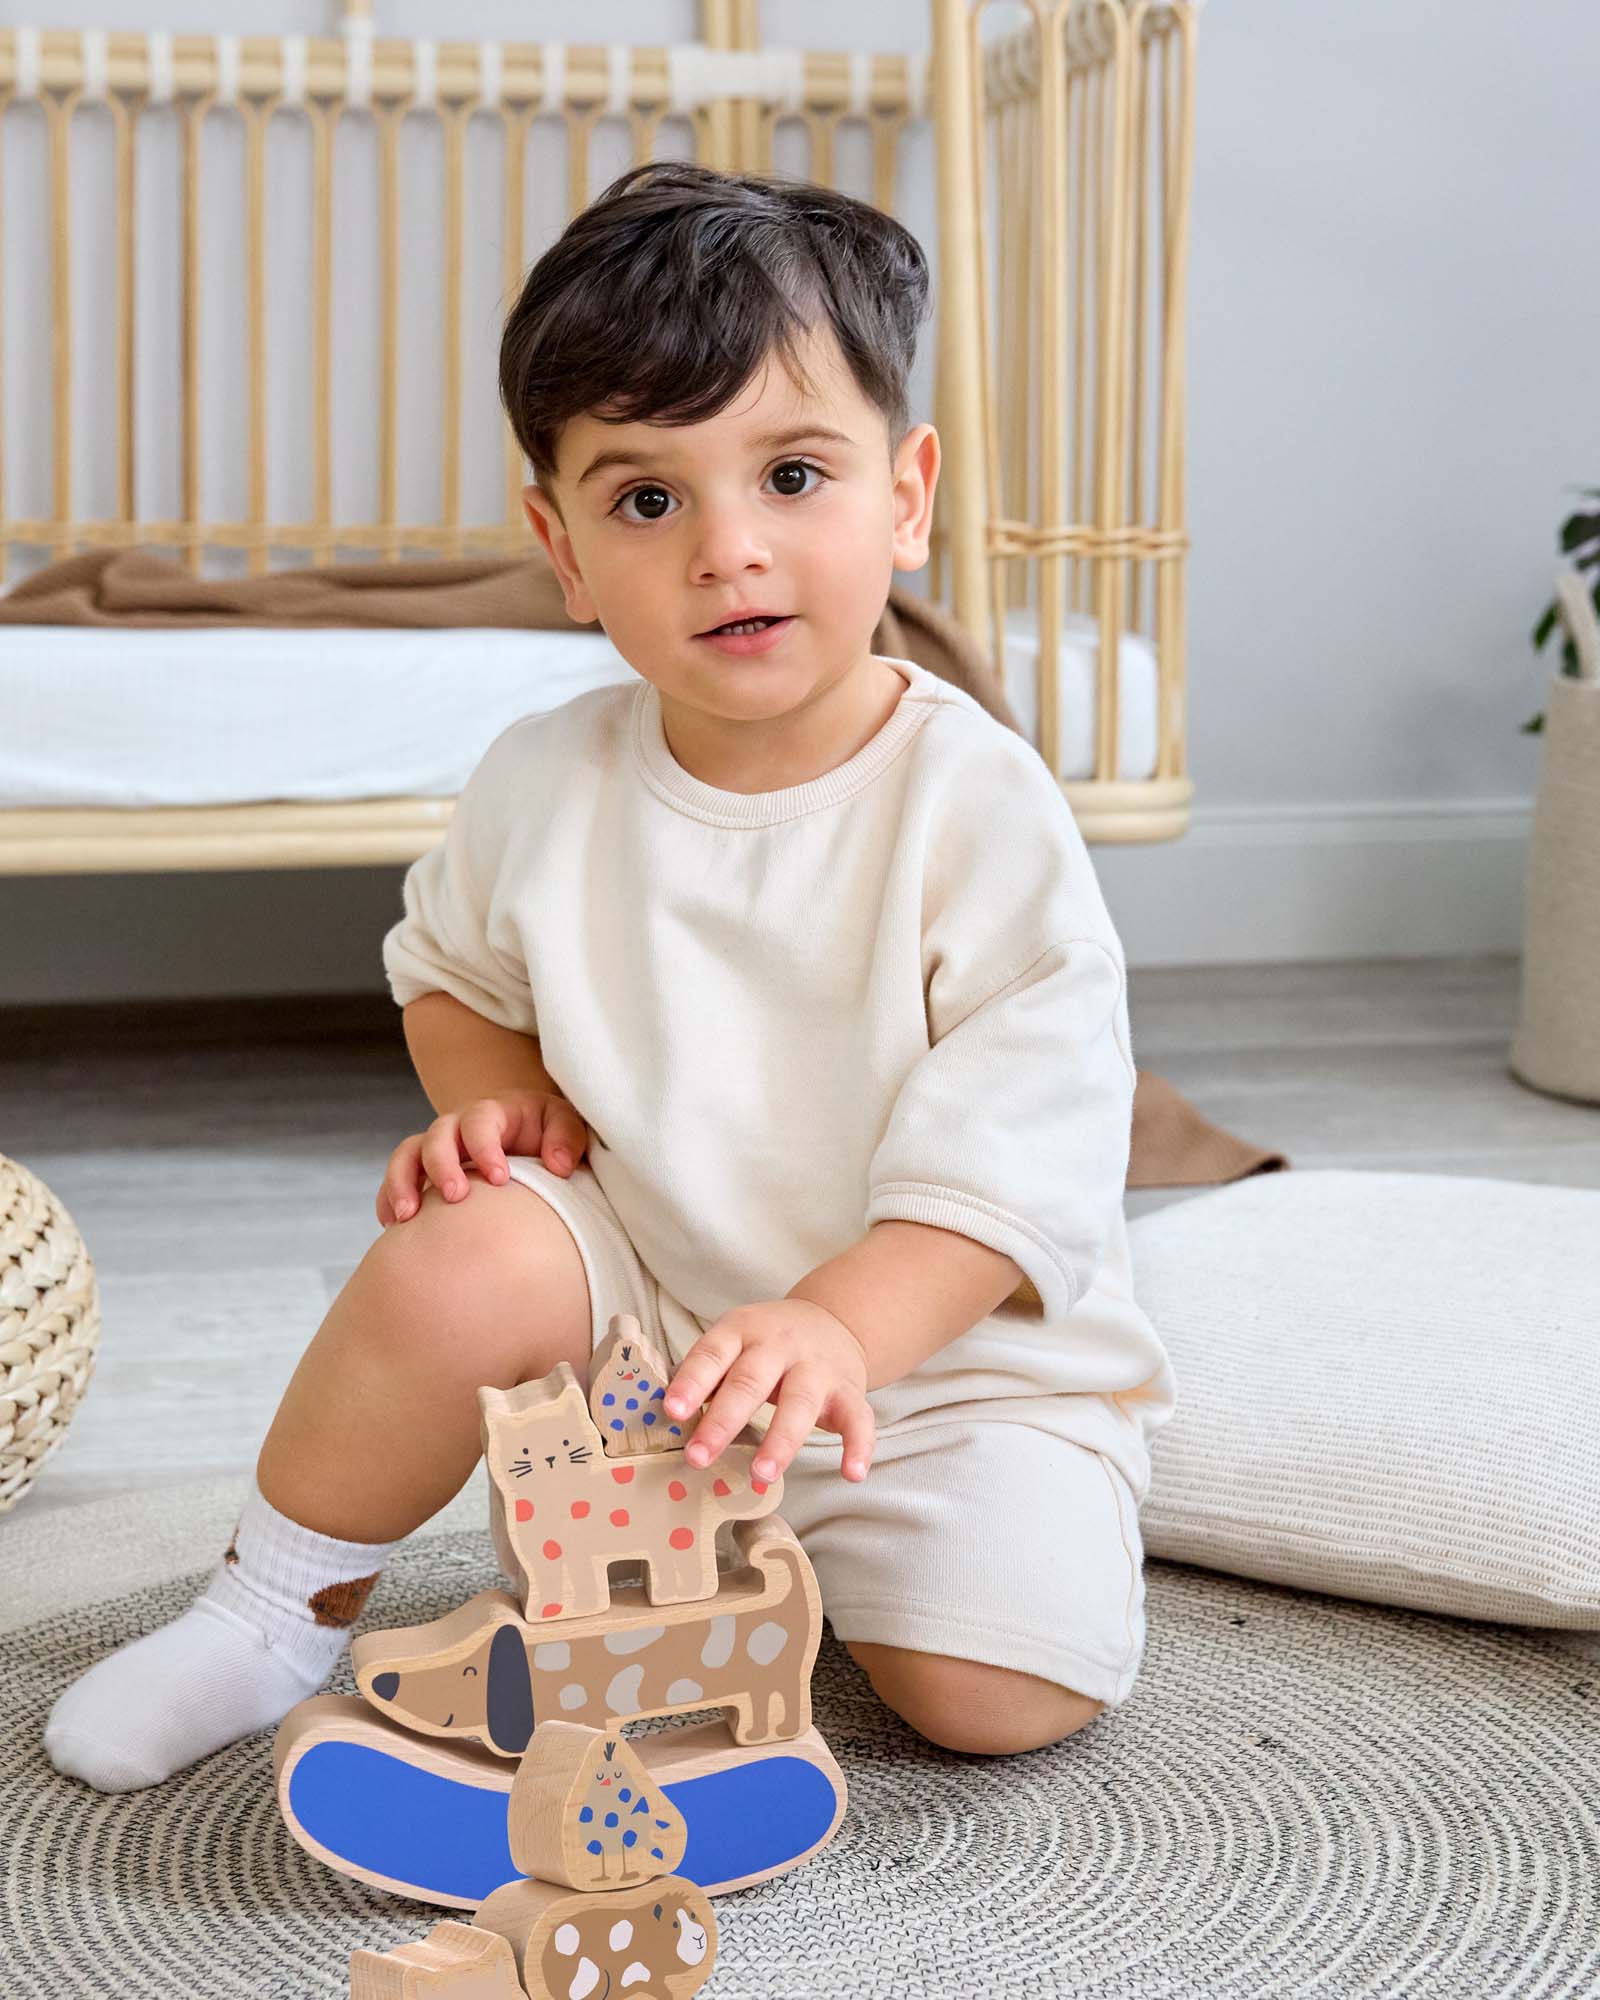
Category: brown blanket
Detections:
[{"x1": 1, "y1": 545, "x2": 1285, "y2": 1191}]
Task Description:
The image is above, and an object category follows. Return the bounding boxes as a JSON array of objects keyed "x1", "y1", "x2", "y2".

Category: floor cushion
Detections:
[{"x1": 1129, "y1": 1169, "x2": 1600, "y2": 1628}]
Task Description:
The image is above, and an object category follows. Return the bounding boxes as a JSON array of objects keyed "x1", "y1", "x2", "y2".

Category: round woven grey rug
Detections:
[{"x1": 4, "y1": 1478, "x2": 1599, "y2": 1998}]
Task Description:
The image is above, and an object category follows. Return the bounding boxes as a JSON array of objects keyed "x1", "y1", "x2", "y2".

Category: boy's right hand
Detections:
[{"x1": 377, "y1": 1089, "x2": 591, "y2": 1225}]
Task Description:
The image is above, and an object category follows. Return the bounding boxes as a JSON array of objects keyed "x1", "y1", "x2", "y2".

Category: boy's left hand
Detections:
[{"x1": 663, "y1": 1300, "x2": 875, "y2": 1486}]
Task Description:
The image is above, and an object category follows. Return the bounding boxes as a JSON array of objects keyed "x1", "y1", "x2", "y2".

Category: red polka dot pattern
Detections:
[
  {"x1": 668, "y1": 1527, "x2": 695, "y2": 1551},
  {"x1": 515, "y1": 1500, "x2": 534, "y2": 1522},
  {"x1": 610, "y1": 1509, "x2": 630, "y2": 1528}
]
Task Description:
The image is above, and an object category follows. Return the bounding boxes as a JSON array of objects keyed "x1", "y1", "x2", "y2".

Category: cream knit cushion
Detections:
[{"x1": 1129, "y1": 1169, "x2": 1600, "y2": 1629}]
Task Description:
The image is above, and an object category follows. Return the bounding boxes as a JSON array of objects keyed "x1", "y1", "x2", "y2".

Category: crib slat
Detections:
[
  {"x1": 502, "y1": 105, "x2": 531, "y2": 530},
  {"x1": 0, "y1": 80, "x2": 11, "y2": 585},
  {"x1": 441, "y1": 101, "x2": 467, "y2": 553},
  {"x1": 111, "y1": 93, "x2": 137, "y2": 528},
  {"x1": 243, "y1": 98, "x2": 270, "y2": 573},
  {"x1": 180, "y1": 95, "x2": 209, "y2": 576},
  {"x1": 376, "y1": 102, "x2": 402, "y2": 562},
  {"x1": 310, "y1": 99, "x2": 335, "y2": 567},
  {"x1": 47, "y1": 85, "x2": 81, "y2": 550}
]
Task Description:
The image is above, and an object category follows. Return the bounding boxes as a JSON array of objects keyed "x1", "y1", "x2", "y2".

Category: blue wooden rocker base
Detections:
[{"x1": 274, "y1": 1696, "x2": 846, "y2": 1909}]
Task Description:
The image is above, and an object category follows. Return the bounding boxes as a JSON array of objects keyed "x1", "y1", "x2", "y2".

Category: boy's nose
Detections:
[{"x1": 689, "y1": 510, "x2": 771, "y2": 584}]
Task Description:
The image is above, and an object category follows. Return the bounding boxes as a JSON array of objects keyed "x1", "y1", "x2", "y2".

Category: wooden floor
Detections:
[{"x1": 4, "y1": 955, "x2": 1596, "y2": 1523}]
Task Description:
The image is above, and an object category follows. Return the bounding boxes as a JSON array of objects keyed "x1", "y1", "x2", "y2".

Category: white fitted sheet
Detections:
[{"x1": 0, "y1": 613, "x2": 1158, "y2": 809}]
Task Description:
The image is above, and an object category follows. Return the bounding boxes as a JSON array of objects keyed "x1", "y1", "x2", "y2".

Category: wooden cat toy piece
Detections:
[
  {"x1": 475, "y1": 1875, "x2": 715, "y2": 2000},
  {"x1": 589, "y1": 1315, "x2": 693, "y2": 1455},
  {"x1": 353, "y1": 1516, "x2": 821, "y2": 1755},
  {"x1": 349, "y1": 1921, "x2": 524, "y2": 2000},
  {"x1": 276, "y1": 1695, "x2": 846, "y2": 1908},
  {"x1": 508, "y1": 1721, "x2": 688, "y2": 1890},
  {"x1": 479, "y1": 1362, "x2": 781, "y2": 1623}
]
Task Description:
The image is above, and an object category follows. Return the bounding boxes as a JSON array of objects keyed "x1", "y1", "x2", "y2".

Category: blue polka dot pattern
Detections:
[
  {"x1": 604, "y1": 1812, "x2": 619, "y2": 1829},
  {"x1": 578, "y1": 1807, "x2": 593, "y2": 1823},
  {"x1": 602, "y1": 1393, "x2": 616, "y2": 1406}
]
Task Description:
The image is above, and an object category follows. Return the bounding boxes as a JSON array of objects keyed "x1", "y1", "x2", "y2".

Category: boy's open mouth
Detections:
[{"x1": 698, "y1": 615, "x2": 791, "y2": 637}]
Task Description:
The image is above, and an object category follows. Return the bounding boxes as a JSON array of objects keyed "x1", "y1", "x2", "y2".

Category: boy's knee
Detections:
[
  {"x1": 847, "y1": 1640, "x2": 1104, "y2": 1756},
  {"x1": 361, "y1": 1176, "x2": 588, "y2": 1372}
]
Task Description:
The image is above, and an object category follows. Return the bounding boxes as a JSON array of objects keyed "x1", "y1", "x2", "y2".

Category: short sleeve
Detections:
[
  {"x1": 382, "y1": 733, "x2": 539, "y2": 1035},
  {"x1": 865, "y1": 937, "x2": 1134, "y2": 1321},
  {"x1": 863, "y1": 717, "x2": 1135, "y2": 1320}
]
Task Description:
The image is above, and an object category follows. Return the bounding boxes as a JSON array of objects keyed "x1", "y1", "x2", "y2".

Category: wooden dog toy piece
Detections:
[
  {"x1": 479, "y1": 1363, "x2": 781, "y2": 1622},
  {"x1": 354, "y1": 1515, "x2": 822, "y2": 1754},
  {"x1": 475, "y1": 1875, "x2": 715, "y2": 2000},
  {"x1": 349, "y1": 1921, "x2": 524, "y2": 1999},
  {"x1": 589, "y1": 1314, "x2": 693, "y2": 1455},
  {"x1": 509, "y1": 1721, "x2": 688, "y2": 1889},
  {"x1": 276, "y1": 1695, "x2": 847, "y2": 1908}
]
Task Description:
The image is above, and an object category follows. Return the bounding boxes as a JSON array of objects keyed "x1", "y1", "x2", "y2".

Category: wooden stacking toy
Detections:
[
  {"x1": 271, "y1": 1316, "x2": 842, "y2": 1996},
  {"x1": 506, "y1": 1721, "x2": 688, "y2": 1890},
  {"x1": 350, "y1": 1922, "x2": 524, "y2": 1999},
  {"x1": 352, "y1": 1514, "x2": 821, "y2": 1753},
  {"x1": 474, "y1": 1872, "x2": 716, "y2": 1999},
  {"x1": 479, "y1": 1359, "x2": 780, "y2": 1621}
]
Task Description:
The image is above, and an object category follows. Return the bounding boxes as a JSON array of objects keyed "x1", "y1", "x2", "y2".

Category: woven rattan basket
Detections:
[{"x1": 0, "y1": 1154, "x2": 100, "y2": 1513}]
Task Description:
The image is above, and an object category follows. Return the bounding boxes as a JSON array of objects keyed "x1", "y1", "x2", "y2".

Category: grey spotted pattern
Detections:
[{"x1": 5, "y1": 1524, "x2": 1600, "y2": 1997}]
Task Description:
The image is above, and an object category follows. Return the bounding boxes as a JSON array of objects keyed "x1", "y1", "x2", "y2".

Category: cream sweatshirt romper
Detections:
[{"x1": 383, "y1": 656, "x2": 1178, "y2": 1708}]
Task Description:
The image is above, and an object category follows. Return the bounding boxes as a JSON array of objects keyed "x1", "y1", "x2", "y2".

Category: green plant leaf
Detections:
[
  {"x1": 1533, "y1": 603, "x2": 1558, "y2": 650},
  {"x1": 1522, "y1": 712, "x2": 1546, "y2": 734}
]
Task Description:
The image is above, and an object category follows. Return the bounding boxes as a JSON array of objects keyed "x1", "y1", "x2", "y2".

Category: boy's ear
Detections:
[
  {"x1": 890, "y1": 423, "x2": 940, "y2": 574},
  {"x1": 522, "y1": 481, "x2": 600, "y2": 625}
]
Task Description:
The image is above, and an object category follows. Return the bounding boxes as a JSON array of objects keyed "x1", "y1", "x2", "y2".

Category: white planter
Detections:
[{"x1": 1511, "y1": 674, "x2": 1600, "y2": 1104}]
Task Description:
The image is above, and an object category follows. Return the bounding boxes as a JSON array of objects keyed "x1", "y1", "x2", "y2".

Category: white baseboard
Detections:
[{"x1": 1096, "y1": 798, "x2": 1533, "y2": 968}]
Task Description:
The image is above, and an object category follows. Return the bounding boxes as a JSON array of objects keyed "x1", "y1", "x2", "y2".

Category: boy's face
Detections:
[{"x1": 522, "y1": 323, "x2": 939, "y2": 746}]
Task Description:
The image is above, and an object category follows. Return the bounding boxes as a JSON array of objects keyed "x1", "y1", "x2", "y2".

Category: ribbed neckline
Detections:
[{"x1": 631, "y1": 655, "x2": 941, "y2": 827}]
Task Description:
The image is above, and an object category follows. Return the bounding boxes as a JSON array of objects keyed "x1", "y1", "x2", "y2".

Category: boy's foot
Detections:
[{"x1": 44, "y1": 1483, "x2": 399, "y2": 1793}]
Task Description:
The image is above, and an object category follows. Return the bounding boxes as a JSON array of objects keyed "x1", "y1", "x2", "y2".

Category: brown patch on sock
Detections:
[
  {"x1": 308, "y1": 1572, "x2": 381, "y2": 1629},
  {"x1": 222, "y1": 1529, "x2": 239, "y2": 1566}
]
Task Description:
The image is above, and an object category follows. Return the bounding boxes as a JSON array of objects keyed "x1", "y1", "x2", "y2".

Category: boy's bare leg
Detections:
[
  {"x1": 847, "y1": 1641, "x2": 1105, "y2": 1758},
  {"x1": 258, "y1": 1176, "x2": 591, "y2": 1542},
  {"x1": 46, "y1": 1175, "x2": 590, "y2": 1792}
]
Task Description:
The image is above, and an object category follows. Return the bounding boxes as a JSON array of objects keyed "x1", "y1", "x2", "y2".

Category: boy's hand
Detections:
[
  {"x1": 664, "y1": 1300, "x2": 875, "y2": 1486},
  {"x1": 377, "y1": 1088, "x2": 591, "y2": 1225}
]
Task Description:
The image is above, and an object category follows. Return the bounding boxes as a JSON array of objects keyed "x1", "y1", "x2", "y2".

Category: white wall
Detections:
[{"x1": 2, "y1": 1, "x2": 1597, "y2": 999}]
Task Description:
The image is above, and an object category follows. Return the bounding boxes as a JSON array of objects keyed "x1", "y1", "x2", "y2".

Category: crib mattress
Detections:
[{"x1": 0, "y1": 615, "x2": 1157, "y2": 810}]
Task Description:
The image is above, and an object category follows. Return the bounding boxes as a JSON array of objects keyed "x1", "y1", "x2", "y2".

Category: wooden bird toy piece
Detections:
[
  {"x1": 507, "y1": 1721, "x2": 688, "y2": 1890},
  {"x1": 479, "y1": 1364, "x2": 781, "y2": 1623},
  {"x1": 474, "y1": 1874, "x2": 716, "y2": 2000},
  {"x1": 589, "y1": 1315, "x2": 694, "y2": 1455},
  {"x1": 349, "y1": 1921, "x2": 524, "y2": 1999},
  {"x1": 353, "y1": 1515, "x2": 822, "y2": 1755}
]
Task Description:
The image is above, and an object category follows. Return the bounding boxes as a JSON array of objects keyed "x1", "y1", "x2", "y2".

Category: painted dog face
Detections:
[{"x1": 367, "y1": 1623, "x2": 529, "y2": 1753}]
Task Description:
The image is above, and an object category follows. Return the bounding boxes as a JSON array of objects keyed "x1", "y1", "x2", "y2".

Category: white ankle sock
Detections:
[{"x1": 45, "y1": 1482, "x2": 400, "y2": 1794}]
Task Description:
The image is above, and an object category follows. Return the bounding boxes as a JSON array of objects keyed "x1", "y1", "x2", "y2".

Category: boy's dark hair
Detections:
[{"x1": 499, "y1": 162, "x2": 929, "y2": 487}]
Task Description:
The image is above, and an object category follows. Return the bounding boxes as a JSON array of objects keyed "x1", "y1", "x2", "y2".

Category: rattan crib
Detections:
[{"x1": 0, "y1": 0, "x2": 1197, "y2": 871}]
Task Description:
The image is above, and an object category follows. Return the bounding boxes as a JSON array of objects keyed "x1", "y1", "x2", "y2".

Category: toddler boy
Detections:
[{"x1": 46, "y1": 162, "x2": 1175, "y2": 1792}]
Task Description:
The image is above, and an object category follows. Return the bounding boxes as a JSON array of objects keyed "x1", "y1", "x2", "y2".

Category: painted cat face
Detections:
[{"x1": 485, "y1": 1375, "x2": 598, "y2": 1492}]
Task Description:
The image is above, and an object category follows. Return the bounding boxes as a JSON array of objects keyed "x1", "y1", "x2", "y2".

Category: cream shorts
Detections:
[{"x1": 504, "y1": 1157, "x2": 1148, "y2": 1709}]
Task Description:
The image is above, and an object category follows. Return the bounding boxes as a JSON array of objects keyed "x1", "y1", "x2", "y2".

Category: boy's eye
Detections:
[
  {"x1": 608, "y1": 458, "x2": 824, "y2": 524},
  {"x1": 615, "y1": 484, "x2": 677, "y2": 523}
]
